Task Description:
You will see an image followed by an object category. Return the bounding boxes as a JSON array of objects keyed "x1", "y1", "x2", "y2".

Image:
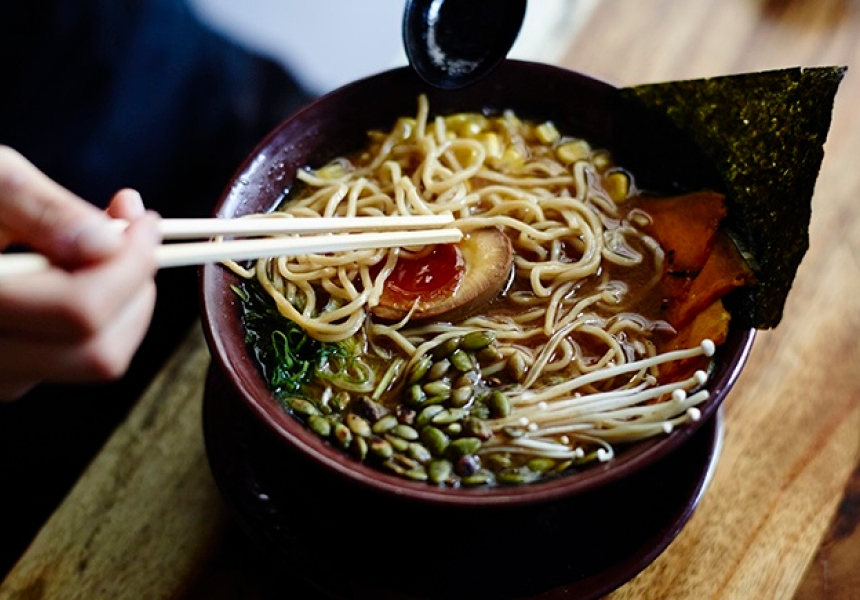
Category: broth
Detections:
[{"x1": 230, "y1": 96, "x2": 745, "y2": 487}]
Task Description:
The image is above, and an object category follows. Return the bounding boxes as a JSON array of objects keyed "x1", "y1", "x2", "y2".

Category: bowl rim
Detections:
[{"x1": 200, "y1": 60, "x2": 756, "y2": 508}]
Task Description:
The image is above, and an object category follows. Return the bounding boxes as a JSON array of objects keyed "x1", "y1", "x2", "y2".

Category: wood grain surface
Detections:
[
  {"x1": 2, "y1": 0, "x2": 859, "y2": 598},
  {"x1": 0, "y1": 327, "x2": 222, "y2": 600}
]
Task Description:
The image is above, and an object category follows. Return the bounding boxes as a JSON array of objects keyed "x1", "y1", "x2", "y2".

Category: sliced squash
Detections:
[
  {"x1": 638, "y1": 190, "x2": 727, "y2": 274},
  {"x1": 665, "y1": 231, "x2": 756, "y2": 329},
  {"x1": 660, "y1": 298, "x2": 733, "y2": 382}
]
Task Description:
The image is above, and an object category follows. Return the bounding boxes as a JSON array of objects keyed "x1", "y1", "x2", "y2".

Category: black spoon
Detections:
[{"x1": 402, "y1": 0, "x2": 528, "y2": 90}]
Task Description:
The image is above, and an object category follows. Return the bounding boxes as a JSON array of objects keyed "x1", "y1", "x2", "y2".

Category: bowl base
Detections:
[{"x1": 202, "y1": 365, "x2": 722, "y2": 600}]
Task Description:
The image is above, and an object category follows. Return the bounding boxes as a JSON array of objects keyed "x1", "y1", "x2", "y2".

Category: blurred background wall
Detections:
[{"x1": 188, "y1": 0, "x2": 598, "y2": 95}]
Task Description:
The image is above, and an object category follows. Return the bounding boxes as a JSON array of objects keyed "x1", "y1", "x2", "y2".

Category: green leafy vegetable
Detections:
[
  {"x1": 235, "y1": 282, "x2": 344, "y2": 400},
  {"x1": 622, "y1": 66, "x2": 846, "y2": 328}
]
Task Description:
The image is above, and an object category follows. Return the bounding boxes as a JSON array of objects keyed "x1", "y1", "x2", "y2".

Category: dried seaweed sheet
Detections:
[{"x1": 621, "y1": 67, "x2": 846, "y2": 329}]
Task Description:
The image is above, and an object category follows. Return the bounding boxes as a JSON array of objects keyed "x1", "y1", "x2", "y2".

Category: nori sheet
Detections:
[{"x1": 620, "y1": 67, "x2": 846, "y2": 329}]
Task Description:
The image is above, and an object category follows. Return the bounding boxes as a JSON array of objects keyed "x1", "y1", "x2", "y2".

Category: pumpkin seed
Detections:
[
  {"x1": 382, "y1": 458, "x2": 407, "y2": 475},
  {"x1": 463, "y1": 417, "x2": 493, "y2": 440},
  {"x1": 487, "y1": 391, "x2": 511, "y2": 418},
  {"x1": 450, "y1": 385, "x2": 474, "y2": 408},
  {"x1": 527, "y1": 457, "x2": 556, "y2": 473},
  {"x1": 371, "y1": 414, "x2": 399, "y2": 434},
  {"x1": 428, "y1": 459, "x2": 454, "y2": 484},
  {"x1": 423, "y1": 380, "x2": 451, "y2": 398},
  {"x1": 485, "y1": 453, "x2": 513, "y2": 469},
  {"x1": 407, "y1": 442, "x2": 433, "y2": 463},
  {"x1": 384, "y1": 433, "x2": 410, "y2": 452},
  {"x1": 415, "y1": 405, "x2": 446, "y2": 428},
  {"x1": 404, "y1": 467, "x2": 428, "y2": 482},
  {"x1": 351, "y1": 436, "x2": 369, "y2": 461},
  {"x1": 287, "y1": 398, "x2": 319, "y2": 418},
  {"x1": 497, "y1": 468, "x2": 538, "y2": 485},
  {"x1": 462, "y1": 330, "x2": 495, "y2": 351},
  {"x1": 420, "y1": 426, "x2": 450, "y2": 456},
  {"x1": 431, "y1": 407, "x2": 468, "y2": 425},
  {"x1": 405, "y1": 384, "x2": 426, "y2": 407},
  {"x1": 553, "y1": 459, "x2": 574, "y2": 474},
  {"x1": 369, "y1": 437, "x2": 394, "y2": 460},
  {"x1": 507, "y1": 352, "x2": 528, "y2": 382},
  {"x1": 444, "y1": 422, "x2": 463, "y2": 436},
  {"x1": 307, "y1": 414, "x2": 331, "y2": 438},
  {"x1": 333, "y1": 422, "x2": 353, "y2": 448},
  {"x1": 391, "y1": 453, "x2": 422, "y2": 471},
  {"x1": 477, "y1": 346, "x2": 503, "y2": 363},
  {"x1": 449, "y1": 349, "x2": 473, "y2": 372},
  {"x1": 446, "y1": 437, "x2": 482, "y2": 459},
  {"x1": 427, "y1": 358, "x2": 451, "y2": 381},
  {"x1": 345, "y1": 413, "x2": 372, "y2": 437},
  {"x1": 391, "y1": 423, "x2": 419, "y2": 441},
  {"x1": 407, "y1": 355, "x2": 433, "y2": 384},
  {"x1": 423, "y1": 395, "x2": 449, "y2": 406},
  {"x1": 432, "y1": 337, "x2": 462, "y2": 359},
  {"x1": 461, "y1": 470, "x2": 493, "y2": 487}
]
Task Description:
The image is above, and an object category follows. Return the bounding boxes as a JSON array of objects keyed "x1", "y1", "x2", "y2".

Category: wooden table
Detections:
[{"x1": 3, "y1": 0, "x2": 860, "y2": 597}]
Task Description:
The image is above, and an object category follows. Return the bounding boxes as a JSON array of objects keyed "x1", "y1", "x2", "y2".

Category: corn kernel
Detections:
[
  {"x1": 465, "y1": 119, "x2": 489, "y2": 137},
  {"x1": 556, "y1": 140, "x2": 591, "y2": 164},
  {"x1": 497, "y1": 147, "x2": 525, "y2": 170},
  {"x1": 453, "y1": 145, "x2": 479, "y2": 166},
  {"x1": 535, "y1": 122, "x2": 560, "y2": 145},
  {"x1": 591, "y1": 150, "x2": 612, "y2": 172},
  {"x1": 604, "y1": 170, "x2": 630, "y2": 203},
  {"x1": 501, "y1": 110, "x2": 522, "y2": 129},
  {"x1": 445, "y1": 114, "x2": 489, "y2": 137},
  {"x1": 478, "y1": 132, "x2": 503, "y2": 159}
]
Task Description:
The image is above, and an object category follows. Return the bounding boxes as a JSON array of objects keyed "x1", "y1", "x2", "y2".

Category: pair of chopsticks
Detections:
[{"x1": 0, "y1": 213, "x2": 462, "y2": 278}]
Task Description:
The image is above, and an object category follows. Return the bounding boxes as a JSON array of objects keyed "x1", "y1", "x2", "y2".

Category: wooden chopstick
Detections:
[
  {"x1": 106, "y1": 213, "x2": 456, "y2": 240},
  {"x1": 0, "y1": 219, "x2": 463, "y2": 279},
  {"x1": 155, "y1": 228, "x2": 463, "y2": 268}
]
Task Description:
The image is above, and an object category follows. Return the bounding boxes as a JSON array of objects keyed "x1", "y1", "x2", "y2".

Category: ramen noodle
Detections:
[{"x1": 227, "y1": 95, "x2": 749, "y2": 487}]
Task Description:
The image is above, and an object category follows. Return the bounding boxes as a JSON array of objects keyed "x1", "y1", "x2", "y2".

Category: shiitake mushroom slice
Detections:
[{"x1": 372, "y1": 227, "x2": 513, "y2": 323}]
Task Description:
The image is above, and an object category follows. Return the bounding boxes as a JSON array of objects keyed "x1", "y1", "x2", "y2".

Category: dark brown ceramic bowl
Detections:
[{"x1": 200, "y1": 60, "x2": 755, "y2": 509}]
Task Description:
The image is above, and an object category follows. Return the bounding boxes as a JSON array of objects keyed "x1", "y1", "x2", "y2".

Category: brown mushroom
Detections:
[{"x1": 372, "y1": 227, "x2": 513, "y2": 323}]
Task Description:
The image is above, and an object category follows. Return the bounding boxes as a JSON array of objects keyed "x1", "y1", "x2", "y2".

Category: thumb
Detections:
[{"x1": 0, "y1": 146, "x2": 123, "y2": 266}]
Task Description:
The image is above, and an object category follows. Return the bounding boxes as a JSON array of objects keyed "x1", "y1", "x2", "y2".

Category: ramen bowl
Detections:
[
  {"x1": 200, "y1": 60, "x2": 756, "y2": 597},
  {"x1": 200, "y1": 61, "x2": 754, "y2": 511}
]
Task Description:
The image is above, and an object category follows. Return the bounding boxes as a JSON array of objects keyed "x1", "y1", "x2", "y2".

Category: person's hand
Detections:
[{"x1": 0, "y1": 146, "x2": 161, "y2": 401}]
